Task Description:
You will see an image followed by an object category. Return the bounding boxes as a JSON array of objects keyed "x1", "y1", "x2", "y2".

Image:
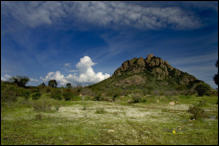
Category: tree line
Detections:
[{"x1": 7, "y1": 76, "x2": 72, "y2": 89}]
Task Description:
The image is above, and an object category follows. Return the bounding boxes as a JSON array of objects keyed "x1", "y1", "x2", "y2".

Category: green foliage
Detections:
[
  {"x1": 35, "y1": 114, "x2": 42, "y2": 120},
  {"x1": 62, "y1": 89, "x2": 74, "y2": 101},
  {"x1": 112, "y1": 94, "x2": 119, "y2": 102},
  {"x1": 197, "y1": 100, "x2": 206, "y2": 107},
  {"x1": 195, "y1": 83, "x2": 211, "y2": 96},
  {"x1": 50, "y1": 89, "x2": 62, "y2": 100},
  {"x1": 32, "y1": 99, "x2": 60, "y2": 112},
  {"x1": 66, "y1": 83, "x2": 72, "y2": 89},
  {"x1": 95, "y1": 108, "x2": 106, "y2": 114},
  {"x1": 93, "y1": 94, "x2": 102, "y2": 101},
  {"x1": 46, "y1": 87, "x2": 51, "y2": 93},
  {"x1": 48, "y1": 80, "x2": 57, "y2": 88},
  {"x1": 188, "y1": 104, "x2": 205, "y2": 120},
  {"x1": 9, "y1": 76, "x2": 29, "y2": 87},
  {"x1": 1, "y1": 86, "x2": 17, "y2": 103},
  {"x1": 129, "y1": 96, "x2": 147, "y2": 104},
  {"x1": 32, "y1": 92, "x2": 41, "y2": 100},
  {"x1": 15, "y1": 88, "x2": 31, "y2": 100},
  {"x1": 38, "y1": 82, "x2": 46, "y2": 88}
]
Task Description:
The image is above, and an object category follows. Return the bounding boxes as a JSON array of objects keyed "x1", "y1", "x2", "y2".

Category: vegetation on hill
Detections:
[{"x1": 87, "y1": 54, "x2": 216, "y2": 97}]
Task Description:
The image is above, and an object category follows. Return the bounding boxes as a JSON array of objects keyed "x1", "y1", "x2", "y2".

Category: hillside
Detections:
[{"x1": 87, "y1": 54, "x2": 213, "y2": 96}]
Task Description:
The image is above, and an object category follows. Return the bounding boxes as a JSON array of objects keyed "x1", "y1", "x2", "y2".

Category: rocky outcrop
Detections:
[
  {"x1": 113, "y1": 54, "x2": 198, "y2": 86},
  {"x1": 88, "y1": 54, "x2": 213, "y2": 97}
]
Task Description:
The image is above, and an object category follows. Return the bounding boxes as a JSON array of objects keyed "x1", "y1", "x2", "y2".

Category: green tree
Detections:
[
  {"x1": 66, "y1": 83, "x2": 72, "y2": 89},
  {"x1": 38, "y1": 82, "x2": 46, "y2": 88},
  {"x1": 48, "y1": 80, "x2": 57, "y2": 88},
  {"x1": 195, "y1": 83, "x2": 211, "y2": 96},
  {"x1": 9, "y1": 76, "x2": 29, "y2": 87}
]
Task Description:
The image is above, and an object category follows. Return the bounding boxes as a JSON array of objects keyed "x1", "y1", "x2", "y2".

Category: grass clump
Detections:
[
  {"x1": 50, "y1": 89, "x2": 62, "y2": 100},
  {"x1": 188, "y1": 104, "x2": 205, "y2": 120},
  {"x1": 63, "y1": 89, "x2": 74, "y2": 101},
  {"x1": 128, "y1": 96, "x2": 147, "y2": 104},
  {"x1": 1, "y1": 86, "x2": 18, "y2": 103},
  {"x1": 32, "y1": 92, "x2": 41, "y2": 100},
  {"x1": 93, "y1": 94, "x2": 103, "y2": 101},
  {"x1": 35, "y1": 113, "x2": 43, "y2": 120},
  {"x1": 32, "y1": 99, "x2": 60, "y2": 112},
  {"x1": 95, "y1": 107, "x2": 106, "y2": 114}
]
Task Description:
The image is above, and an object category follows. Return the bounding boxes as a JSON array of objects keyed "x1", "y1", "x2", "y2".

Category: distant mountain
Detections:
[{"x1": 86, "y1": 54, "x2": 213, "y2": 96}]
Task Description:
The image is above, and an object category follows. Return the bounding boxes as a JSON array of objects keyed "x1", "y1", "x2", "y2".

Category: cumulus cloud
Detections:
[
  {"x1": 2, "y1": 1, "x2": 202, "y2": 29},
  {"x1": 1, "y1": 74, "x2": 11, "y2": 81},
  {"x1": 41, "y1": 56, "x2": 110, "y2": 86},
  {"x1": 30, "y1": 78, "x2": 39, "y2": 82},
  {"x1": 40, "y1": 71, "x2": 69, "y2": 86}
]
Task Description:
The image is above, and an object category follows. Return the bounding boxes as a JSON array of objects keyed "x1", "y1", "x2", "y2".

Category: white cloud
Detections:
[
  {"x1": 64, "y1": 63, "x2": 71, "y2": 67},
  {"x1": 1, "y1": 74, "x2": 11, "y2": 81},
  {"x1": 30, "y1": 78, "x2": 39, "y2": 82},
  {"x1": 40, "y1": 71, "x2": 69, "y2": 86},
  {"x1": 2, "y1": 1, "x2": 202, "y2": 30},
  {"x1": 41, "y1": 56, "x2": 110, "y2": 86}
]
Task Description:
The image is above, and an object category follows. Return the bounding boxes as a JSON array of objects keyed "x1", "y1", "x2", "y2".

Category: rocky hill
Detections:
[{"x1": 86, "y1": 54, "x2": 213, "y2": 96}]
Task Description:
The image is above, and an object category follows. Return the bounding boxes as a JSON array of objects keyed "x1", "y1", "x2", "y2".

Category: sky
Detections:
[{"x1": 1, "y1": 1, "x2": 218, "y2": 88}]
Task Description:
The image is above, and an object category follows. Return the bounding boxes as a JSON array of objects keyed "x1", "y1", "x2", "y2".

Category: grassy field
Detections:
[{"x1": 1, "y1": 94, "x2": 218, "y2": 145}]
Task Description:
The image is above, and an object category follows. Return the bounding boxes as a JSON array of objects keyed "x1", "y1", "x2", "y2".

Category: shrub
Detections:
[
  {"x1": 38, "y1": 82, "x2": 46, "y2": 88},
  {"x1": 93, "y1": 94, "x2": 102, "y2": 101},
  {"x1": 32, "y1": 92, "x2": 41, "y2": 100},
  {"x1": 188, "y1": 105, "x2": 205, "y2": 120},
  {"x1": 63, "y1": 89, "x2": 73, "y2": 101},
  {"x1": 197, "y1": 100, "x2": 206, "y2": 107},
  {"x1": 95, "y1": 108, "x2": 106, "y2": 114},
  {"x1": 32, "y1": 99, "x2": 60, "y2": 112},
  {"x1": 48, "y1": 80, "x2": 57, "y2": 88},
  {"x1": 35, "y1": 114, "x2": 42, "y2": 120},
  {"x1": 195, "y1": 83, "x2": 211, "y2": 96},
  {"x1": 66, "y1": 83, "x2": 72, "y2": 89},
  {"x1": 112, "y1": 94, "x2": 119, "y2": 102},
  {"x1": 9, "y1": 76, "x2": 29, "y2": 87},
  {"x1": 129, "y1": 96, "x2": 147, "y2": 104},
  {"x1": 1, "y1": 86, "x2": 17, "y2": 103},
  {"x1": 50, "y1": 89, "x2": 62, "y2": 100},
  {"x1": 16, "y1": 88, "x2": 31, "y2": 100},
  {"x1": 46, "y1": 88, "x2": 51, "y2": 93}
]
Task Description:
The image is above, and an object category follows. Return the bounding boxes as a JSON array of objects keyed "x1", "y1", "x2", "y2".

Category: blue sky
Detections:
[{"x1": 1, "y1": 1, "x2": 218, "y2": 88}]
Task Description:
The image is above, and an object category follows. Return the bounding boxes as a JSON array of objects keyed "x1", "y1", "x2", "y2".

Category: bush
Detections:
[
  {"x1": 46, "y1": 88, "x2": 51, "y2": 93},
  {"x1": 197, "y1": 100, "x2": 206, "y2": 107},
  {"x1": 95, "y1": 108, "x2": 106, "y2": 114},
  {"x1": 112, "y1": 94, "x2": 119, "y2": 102},
  {"x1": 195, "y1": 83, "x2": 211, "y2": 96},
  {"x1": 93, "y1": 94, "x2": 102, "y2": 101},
  {"x1": 32, "y1": 92, "x2": 41, "y2": 100},
  {"x1": 9, "y1": 76, "x2": 29, "y2": 87},
  {"x1": 1, "y1": 86, "x2": 17, "y2": 103},
  {"x1": 48, "y1": 80, "x2": 57, "y2": 88},
  {"x1": 16, "y1": 88, "x2": 31, "y2": 100},
  {"x1": 66, "y1": 83, "x2": 72, "y2": 89},
  {"x1": 50, "y1": 89, "x2": 62, "y2": 100},
  {"x1": 129, "y1": 96, "x2": 147, "y2": 104},
  {"x1": 32, "y1": 99, "x2": 60, "y2": 112},
  {"x1": 63, "y1": 89, "x2": 74, "y2": 101},
  {"x1": 35, "y1": 114, "x2": 42, "y2": 120},
  {"x1": 188, "y1": 105, "x2": 205, "y2": 120}
]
